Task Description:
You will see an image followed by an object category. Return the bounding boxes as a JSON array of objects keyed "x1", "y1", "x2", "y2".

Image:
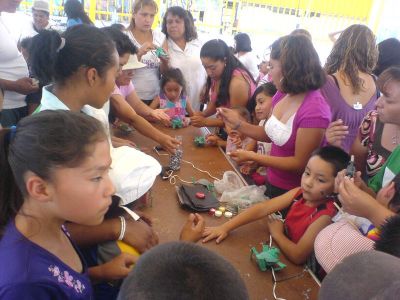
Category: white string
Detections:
[
  {"x1": 154, "y1": 147, "x2": 221, "y2": 184},
  {"x1": 269, "y1": 234, "x2": 287, "y2": 300}
]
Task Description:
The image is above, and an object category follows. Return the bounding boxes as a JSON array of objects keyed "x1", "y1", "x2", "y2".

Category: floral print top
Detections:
[{"x1": 0, "y1": 221, "x2": 92, "y2": 299}]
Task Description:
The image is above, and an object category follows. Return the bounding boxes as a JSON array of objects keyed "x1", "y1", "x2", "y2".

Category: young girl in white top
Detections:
[{"x1": 127, "y1": 0, "x2": 168, "y2": 104}]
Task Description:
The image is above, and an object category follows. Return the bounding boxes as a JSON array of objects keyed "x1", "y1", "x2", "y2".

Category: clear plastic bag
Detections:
[
  {"x1": 220, "y1": 185, "x2": 267, "y2": 207},
  {"x1": 214, "y1": 171, "x2": 245, "y2": 194}
]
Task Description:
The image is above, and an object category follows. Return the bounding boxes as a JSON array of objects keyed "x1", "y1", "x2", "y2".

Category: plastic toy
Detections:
[
  {"x1": 250, "y1": 244, "x2": 286, "y2": 271},
  {"x1": 194, "y1": 136, "x2": 206, "y2": 147},
  {"x1": 346, "y1": 155, "x2": 356, "y2": 178},
  {"x1": 171, "y1": 118, "x2": 183, "y2": 129},
  {"x1": 155, "y1": 47, "x2": 168, "y2": 57}
]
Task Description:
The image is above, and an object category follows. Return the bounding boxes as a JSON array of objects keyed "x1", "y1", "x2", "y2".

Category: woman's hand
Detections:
[
  {"x1": 325, "y1": 119, "x2": 349, "y2": 148},
  {"x1": 138, "y1": 42, "x2": 156, "y2": 59},
  {"x1": 216, "y1": 107, "x2": 241, "y2": 129},
  {"x1": 150, "y1": 109, "x2": 171, "y2": 123},
  {"x1": 180, "y1": 213, "x2": 205, "y2": 243},
  {"x1": 190, "y1": 114, "x2": 207, "y2": 127},
  {"x1": 228, "y1": 150, "x2": 254, "y2": 163},
  {"x1": 338, "y1": 177, "x2": 378, "y2": 218},
  {"x1": 202, "y1": 225, "x2": 229, "y2": 244},
  {"x1": 160, "y1": 134, "x2": 181, "y2": 154}
]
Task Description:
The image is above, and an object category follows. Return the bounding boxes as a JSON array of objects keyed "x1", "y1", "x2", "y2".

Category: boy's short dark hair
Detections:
[
  {"x1": 311, "y1": 146, "x2": 350, "y2": 176},
  {"x1": 117, "y1": 242, "x2": 249, "y2": 300},
  {"x1": 374, "y1": 214, "x2": 400, "y2": 258},
  {"x1": 101, "y1": 26, "x2": 137, "y2": 56}
]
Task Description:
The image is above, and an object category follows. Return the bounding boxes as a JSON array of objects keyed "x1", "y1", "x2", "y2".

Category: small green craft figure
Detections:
[
  {"x1": 250, "y1": 244, "x2": 286, "y2": 271},
  {"x1": 171, "y1": 118, "x2": 183, "y2": 129},
  {"x1": 155, "y1": 47, "x2": 168, "y2": 58},
  {"x1": 194, "y1": 136, "x2": 206, "y2": 147}
]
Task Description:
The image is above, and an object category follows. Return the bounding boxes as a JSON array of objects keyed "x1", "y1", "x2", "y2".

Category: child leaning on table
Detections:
[
  {"x1": 203, "y1": 146, "x2": 350, "y2": 265},
  {"x1": 150, "y1": 68, "x2": 194, "y2": 127},
  {"x1": 206, "y1": 106, "x2": 256, "y2": 154},
  {"x1": 239, "y1": 83, "x2": 277, "y2": 184}
]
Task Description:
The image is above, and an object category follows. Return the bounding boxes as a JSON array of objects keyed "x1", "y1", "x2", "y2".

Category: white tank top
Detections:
[{"x1": 264, "y1": 114, "x2": 296, "y2": 146}]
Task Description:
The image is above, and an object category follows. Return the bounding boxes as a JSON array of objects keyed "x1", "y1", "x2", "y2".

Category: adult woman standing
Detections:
[
  {"x1": 190, "y1": 39, "x2": 256, "y2": 128},
  {"x1": 161, "y1": 6, "x2": 206, "y2": 111},
  {"x1": 127, "y1": 0, "x2": 168, "y2": 104},
  {"x1": 234, "y1": 32, "x2": 259, "y2": 81},
  {"x1": 218, "y1": 35, "x2": 330, "y2": 199},
  {"x1": 322, "y1": 24, "x2": 378, "y2": 153},
  {"x1": 64, "y1": 0, "x2": 93, "y2": 28}
]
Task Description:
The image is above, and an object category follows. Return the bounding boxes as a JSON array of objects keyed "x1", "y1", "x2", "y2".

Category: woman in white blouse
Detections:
[
  {"x1": 127, "y1": 0, "x2": 168, "y2": 104},
  {"x1": 161, "y1": 6, "x2": 206, "y2": 111}
]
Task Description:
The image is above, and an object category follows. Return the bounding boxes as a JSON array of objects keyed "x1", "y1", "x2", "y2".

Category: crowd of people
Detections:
[{"x1": 1, "y1": 0, "x2": 400, "y2": 299}]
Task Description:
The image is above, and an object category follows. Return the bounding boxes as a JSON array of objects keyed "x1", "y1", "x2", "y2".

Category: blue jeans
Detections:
[{"x1": 0, "y1": 106, "x2": 28, "y2": 127}]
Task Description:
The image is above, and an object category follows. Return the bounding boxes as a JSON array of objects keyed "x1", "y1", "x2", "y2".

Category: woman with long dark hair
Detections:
[{"x1": 190, "y1": 39, "x2": 256, "y2": 128}]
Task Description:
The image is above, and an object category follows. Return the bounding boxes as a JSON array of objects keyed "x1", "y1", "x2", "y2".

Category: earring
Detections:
[{"x1": 279, "y1": 77, "x2": 284, "y2": 83}]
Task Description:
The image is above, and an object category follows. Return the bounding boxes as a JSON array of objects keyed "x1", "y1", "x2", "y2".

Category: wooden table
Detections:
[{"x1": 119, "y1": 125, "x2": 320, "y2": 300}]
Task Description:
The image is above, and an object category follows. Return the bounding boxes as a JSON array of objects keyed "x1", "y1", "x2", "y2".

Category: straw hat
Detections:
[{"x1": 32, "y1": 0, "x2": 49, "y2": 13}]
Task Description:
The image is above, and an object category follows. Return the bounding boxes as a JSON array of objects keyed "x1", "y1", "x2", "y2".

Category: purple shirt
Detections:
[
  {"x1": 321, "y1": 75, "x2": 377, "y2": 152},
  {"x1": 0, "y1": 221, "x2": 93, "y2": 299},
  {"x1": 266, "y1": 90, "x2": 331, "y2": 190}
]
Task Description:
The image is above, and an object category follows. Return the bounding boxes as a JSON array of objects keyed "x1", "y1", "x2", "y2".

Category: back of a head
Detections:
[
  {"x1": 325, "y1": 24, "x2": 378, "y2": 93},
  {"x1": 375, "y1": 214, "x2": 400, "y2": 257},
  {"x1": 319, "y1": 250, "x2": 400, "y2": 300},
  {"x1": 118, "y1": 242, "x2": 249, "y2": 300},
  {"x1": 30, "y1": 25, "x2": 116, "y2": 85},
  {"x1": 64, "y1": 0, "x2": 93, "y2": 24},
  {"x1": 101, "y1": 26, "x2": 136, "y2": 56},
  {"x1": 234, "y1": 32, "x2": 252, "y2": 52},
  {"x1": 374, "y1": 38, "x2": 400, "y2": 76},
  {"x1": 271, "y1": 34, "x2": 325, "y2": 94},
  {"x1": 312, "y1": 146, "x2": 350, "y2": 175}
]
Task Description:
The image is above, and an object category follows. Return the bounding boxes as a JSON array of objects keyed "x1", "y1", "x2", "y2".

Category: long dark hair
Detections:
[
  {"x1": 30, "y1": 25, "x2": 116, "y2": 85},
  {"x1": 161, "y1": 6, "x2": 198, "y2": 42},
  {"x1": 64, "y1": 0, "x2": 93, "y2": 25},
  {"x1": 0, "y1": 110, "x2": 107, "y2": 238},
  {"x1": 200, "y1": 39, "x2": 255, "y2": 107}
]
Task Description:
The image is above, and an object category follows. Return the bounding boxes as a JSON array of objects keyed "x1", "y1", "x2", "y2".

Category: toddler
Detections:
[{"x1": 150, "y1": 68, "x2": 194, "y2": 127}]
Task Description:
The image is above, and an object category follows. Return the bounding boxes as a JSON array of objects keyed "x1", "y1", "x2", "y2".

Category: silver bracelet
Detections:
[{"x1": 117, "y1": 216, "x2": 126, "y2": 241}]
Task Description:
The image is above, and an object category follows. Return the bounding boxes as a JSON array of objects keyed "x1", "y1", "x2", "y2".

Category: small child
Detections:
[
  {"x1": 150, "y1": 68, "x2": 194, "y2": 127},
  {"x1": 203, "y1": 146, "x2": 349, "y2": 265},
  {"x1": 0, "y1": 111, "x2": 136, "y2": 298},
  {"x1": 206, "y1": 106, "x2": 256, "y2": 154},
  {"x1": 240, "y1": 83, "x2": 277, "y2": 184}
]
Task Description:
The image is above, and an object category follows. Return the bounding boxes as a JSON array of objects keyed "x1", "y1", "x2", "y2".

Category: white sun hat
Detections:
[
  {"x1": 122, "y1": 54, "x2": 146, "y2": 71},
  {"x1": 110, "y1": 146, "x2": 161, "y2": 206}
]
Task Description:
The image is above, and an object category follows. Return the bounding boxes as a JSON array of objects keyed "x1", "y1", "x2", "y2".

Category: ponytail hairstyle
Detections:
[
  {"x1": 200, "y1": 39, "x2": 255, "y2": 107},
  {"x1": 0, "y1": 110, "x2": 107, "y2": 238},
  {"x1": 64, "y1": 0, "x2": 93, "y2": 25},
  {"x1": 30, "y1": 25, "x2": 117, "y2": 85}
]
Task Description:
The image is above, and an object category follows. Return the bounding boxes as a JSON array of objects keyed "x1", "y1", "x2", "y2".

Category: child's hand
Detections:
[
  {"x1": 205, "y1": 134, "x2": 219, "y2": 146},
  {"x1": 98, "y1": 253, "x2": 138, "y2": 280},
  {"x1": 123, "y1": 218, "x2": 159, "y2": 253},
  {"x1": 231, "y1": 134, "x2": 243, "y2": 148},
  {"x1": 229, "y1": 150, "x2": 253, "y2": 163},
  {"x1": 239, "y1": 162, "x2": 256, "y2": 175},
  {"x1": 202, "y1": 226, "x2": 229, "y2": 244},
  {"x1": 267, "y1": 214, "x2": 284, "y2": 238},
  {"x1": 190, "y1": 114, "x2": 207, "y2": 127},
  {"x1": 180, "y1": 213, "x2": 205, "y2": 242}
]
